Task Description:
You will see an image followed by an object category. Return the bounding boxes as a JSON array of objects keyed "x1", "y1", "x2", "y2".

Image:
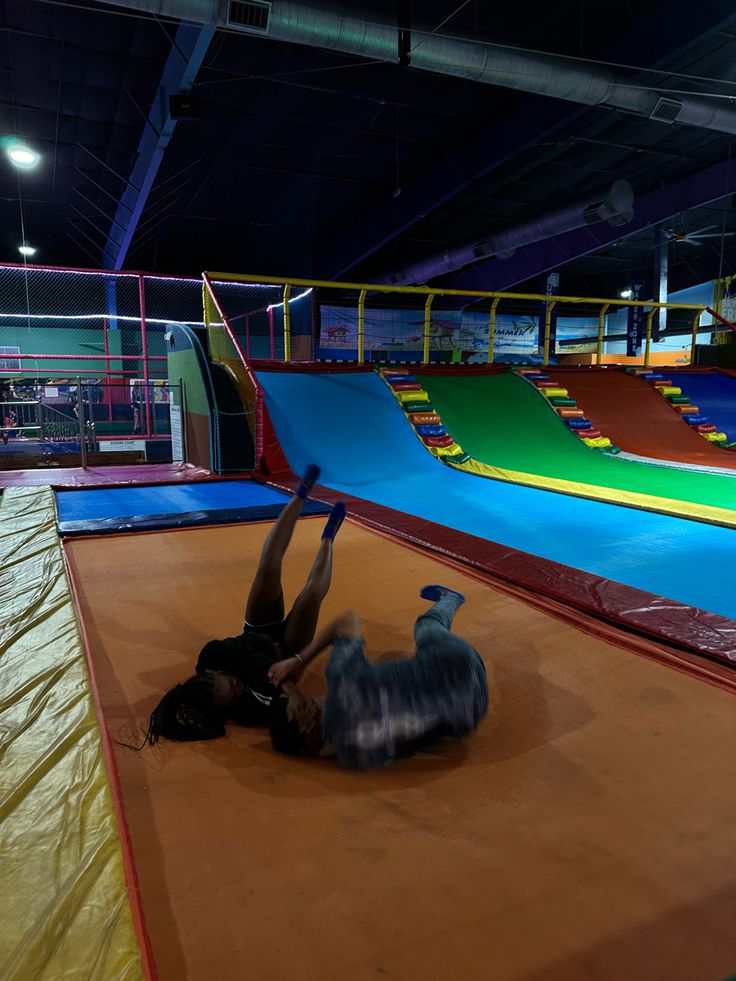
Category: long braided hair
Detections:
[{"x1": 144, "y1": 674, "x2": 227, "y2": 744}]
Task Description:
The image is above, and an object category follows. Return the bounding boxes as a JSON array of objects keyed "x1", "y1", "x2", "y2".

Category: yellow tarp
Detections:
[{"x1": 0, "y1": 487, "x2": 146, "y2": 981}]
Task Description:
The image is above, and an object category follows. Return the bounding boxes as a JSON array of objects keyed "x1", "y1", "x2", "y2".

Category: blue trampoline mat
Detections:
[
  {"x1": 258, "y1": 369, "x2": 736, "y2": 621},
  {"x1": 56, "y1": 481, "x2": 330, "y2": 535}
]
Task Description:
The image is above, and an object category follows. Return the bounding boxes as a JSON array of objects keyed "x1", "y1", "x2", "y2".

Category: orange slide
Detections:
[{"x1": 547, "y1": 367, "x2": 736, "y2": 468}]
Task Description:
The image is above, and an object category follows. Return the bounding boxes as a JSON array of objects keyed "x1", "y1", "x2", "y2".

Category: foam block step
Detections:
[
  {"x1": 407, "y1": 412, "x2": 441, "y2": 425},
  {"x1": 557, "y1": 408, "x2": 585, "y2": 418},
  {"x1": 424, "y1": 434, "x2": 454, "y2": 447}
]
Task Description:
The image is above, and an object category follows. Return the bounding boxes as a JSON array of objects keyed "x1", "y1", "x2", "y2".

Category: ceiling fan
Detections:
[{"x1": 661, "y1": 223, "x2": 736, "y2": 246}]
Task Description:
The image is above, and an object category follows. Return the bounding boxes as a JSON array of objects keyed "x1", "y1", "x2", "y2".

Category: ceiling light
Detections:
[
  {"x1": 620, "y1": 289, "x2": 632, "y2": 299},
  {"x1": 18, "y1": 244, "x2": 37, "y2": 257},
  {"x1": 6, "y1": 143, "x2": 40, "y2": 169}
]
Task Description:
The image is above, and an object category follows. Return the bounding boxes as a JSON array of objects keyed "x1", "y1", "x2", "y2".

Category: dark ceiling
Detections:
[{"x1": 3, "y1": 0, "x2": 736, "y2": 300}]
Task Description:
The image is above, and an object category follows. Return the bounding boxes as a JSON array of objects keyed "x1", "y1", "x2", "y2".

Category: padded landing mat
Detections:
[
  {"x1": 547, "y1": 368, "x2": 736, "y2": 467},
  {"x1": 56, "y1": 480, "x2": 330, "y2": 535},
  {"x1": 0, "y1": 487, "x2": 147, "y2": 981},
  {"x1": 67, "y1": 521, "x2": 736, "y2": 981},
  {"x1": 0, "y1": 462, "x2": 215, "y2": 489}
]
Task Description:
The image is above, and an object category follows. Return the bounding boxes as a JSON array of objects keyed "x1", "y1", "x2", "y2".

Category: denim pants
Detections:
[{"x1": 412, "y1": 594, "x2": 488, "y2": 724}]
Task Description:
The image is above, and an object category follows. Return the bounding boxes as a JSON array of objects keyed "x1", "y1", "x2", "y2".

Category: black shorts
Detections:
[{"x1": 242, "y1": 617, "x2": 289, "y2": 660}]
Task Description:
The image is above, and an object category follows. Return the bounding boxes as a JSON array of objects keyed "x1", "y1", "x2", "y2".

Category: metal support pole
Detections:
[
  {"x1": 282, "y1": 284, "x2": 292, "y2": 363},
  {"x1": 596, "y1": 304, "x2": 610, "y2": 365},
  {"x1": 138, "y1": 275, "x2": 152, "y2": 438},
  {"x1": 77, "y1": 376, "x2": 87, "y2": 468},
  {"x1": 543, "y1": 300, "x2": 558, "y2": 366},
  {"x1": 487, "y1": 297, "x2": 501, "y2": 364},
  {"x1": 245, "y1": 313, "x2": 251, "y2": 360},
  {"x1": 644, "y1": 309, "x2": 655, "y2": 367},
  {"x1": 311, "y1": 288, "x2": 319, "y2": 360},
  {"x1": 36, "y1": 399, "x2": 44, "y2": 444},
  {"x1": 179, "y1": 375, "x2": 188, "y2": 464},
  {"x1": 653, "y1": 227, "x2": 668, "y2": 342},
  {"x1": 357, "y1": 289, "x2": 367, "y2": 365},
  {"x1": 103, "y1": 316, "x2": 113, "y2": 422},
  {"x1": 422, "y1": 293, "x2": 435, "y2": 365},
  {"x1": 36, "y1": 399, "x2": 44, "y2": 443},
  {"x1": 269, "y1": 306, "x2": 275, "y2": 360},
  {"x1": 691, "y1": 311, "x2": 702, "y2": 364}
]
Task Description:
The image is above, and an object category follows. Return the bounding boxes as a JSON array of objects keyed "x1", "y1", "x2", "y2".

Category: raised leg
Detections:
[
  {"x1": 414, "y1": 586, "x2": 465, "y2": 651},
  {"x1": 283, "y1": 536, "x2": 334, "y2": 654},
  {"x1": 245, "y1": 494, "x2": 303, "y2": 626},
  {"x1": 283, "y1": 502, "x2": 345, "y2": 652}
]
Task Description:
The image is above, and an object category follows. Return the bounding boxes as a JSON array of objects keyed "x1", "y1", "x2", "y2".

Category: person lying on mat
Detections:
[
  {"x1": 266, "y1": 586, "x2": 488, "y2": 770},
  {"x1": 145, "y1": 465, "x2": 346, "y2": 744}
]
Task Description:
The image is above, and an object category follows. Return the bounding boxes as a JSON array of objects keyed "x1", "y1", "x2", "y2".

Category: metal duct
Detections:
[
  {"x1": 383, "y1": 180, "x2": 635, "y2": 285},
  {"x1": 92, "y1": 0, "x2": 736, "y2": 137}
]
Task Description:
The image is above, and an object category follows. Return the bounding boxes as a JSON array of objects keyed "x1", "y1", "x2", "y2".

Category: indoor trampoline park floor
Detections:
[{"x1": 66, "y1": 515, "x2": 736, "y2": 981}]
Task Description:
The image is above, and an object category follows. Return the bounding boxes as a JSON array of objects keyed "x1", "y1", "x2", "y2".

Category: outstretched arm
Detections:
[{"x1": 267, "y1": 610, "x2": 362, "y2": 687}]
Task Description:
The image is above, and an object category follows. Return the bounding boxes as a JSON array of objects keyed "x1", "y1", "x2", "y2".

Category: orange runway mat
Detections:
[
  {"x1": 548, "y1": 368, "x2": 736, "y2": 468},
  {"x1": 67, "y1": 520, "x2": 736, "y2": 981}
]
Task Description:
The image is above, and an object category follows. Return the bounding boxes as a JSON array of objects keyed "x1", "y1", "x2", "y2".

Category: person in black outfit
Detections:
[{"x1": 147, "y1": 465, "x2": 345, "y2": 743}]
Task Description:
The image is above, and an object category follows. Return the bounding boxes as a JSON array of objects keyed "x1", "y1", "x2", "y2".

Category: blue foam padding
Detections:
[
  {"x1": 257, "y1": 369, "x2": 736, "y2": 620},
  {"x1": 415, "y1": 424, "x2": 447, "y2": 437},
  {"x1": 670, "y1": 372, "x2": 736, "y2": 441},
  {"x1": 56, "y1": 481, "x2": 330, "y2": 535}
]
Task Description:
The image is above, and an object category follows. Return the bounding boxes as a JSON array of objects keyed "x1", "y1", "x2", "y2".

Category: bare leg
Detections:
[
  {"x1": 283, "y1": 535, "x2": 334, "y2": 654},
  {"x1": 245, "y1": 494, "x2": 303, "y2": 626}
]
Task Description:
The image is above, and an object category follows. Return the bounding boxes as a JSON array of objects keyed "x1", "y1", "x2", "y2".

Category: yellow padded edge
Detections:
[
  {"x1": 0, "y1": 487, "x2": 145, "y2": 981},
  {"x1": 446, "y1": 455, "x2": 736, "y2": 529}
]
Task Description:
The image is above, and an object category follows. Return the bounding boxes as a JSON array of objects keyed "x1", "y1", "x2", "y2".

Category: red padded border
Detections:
[{"x1": 256, "y1": 474, "x2": 736, "y2": 690}]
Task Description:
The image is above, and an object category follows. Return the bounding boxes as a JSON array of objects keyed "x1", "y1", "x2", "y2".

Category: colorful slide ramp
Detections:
[
  {"x1": 256, "y1": 367, "x2": 736, "y2": 621},
  {"x1": 545, "y1": 367, "x2": 736, "y2": 468},
  {"x1": 413, "y1": 370, "x2": 736, "y2": 514}
]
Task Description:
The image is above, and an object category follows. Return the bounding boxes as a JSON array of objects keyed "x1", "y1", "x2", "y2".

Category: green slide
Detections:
[{"x1": 416, "y1": 371, "x2": 736, "y2": 511}]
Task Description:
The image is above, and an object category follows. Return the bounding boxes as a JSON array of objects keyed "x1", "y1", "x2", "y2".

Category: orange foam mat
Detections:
[{"x1": 66, "y1": 520, "x2": 736, "y2": 981}]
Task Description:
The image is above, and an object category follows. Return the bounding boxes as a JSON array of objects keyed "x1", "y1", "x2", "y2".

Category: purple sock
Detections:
[
  {"x1": 296, "y1": 463, "x2": 320, "y2": 500},
  {"x1": 322, "y1": 501, "x2": 346, "y2": 540}
]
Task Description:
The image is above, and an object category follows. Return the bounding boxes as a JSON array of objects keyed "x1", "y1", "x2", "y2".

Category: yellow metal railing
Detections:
[
  {"x1": 205, "y1": 271, "x2": 708, "y2": 368},
  {"x1": 203, "y1": 275, "x2": 262, "y2": 459}
]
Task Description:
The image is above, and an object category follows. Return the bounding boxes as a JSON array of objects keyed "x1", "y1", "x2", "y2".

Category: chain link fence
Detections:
[{"x1": 0, "y1": 264, "x2": 207, "y2": 465}]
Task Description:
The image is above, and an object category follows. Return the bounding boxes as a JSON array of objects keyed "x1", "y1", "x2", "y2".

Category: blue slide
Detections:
[
  {"x1": 258, "y1": 369, "x2": 736, "y2": 619},
  {"x1": 674, "y1": 371, "x2": 736, "y2": 442}
]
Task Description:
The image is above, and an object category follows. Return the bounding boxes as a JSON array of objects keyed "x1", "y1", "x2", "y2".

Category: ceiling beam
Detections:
[
  {"x1": 102, "y1": 22, "x2": 215, "y2": 269},
  {"x1": 443, "y1": 156, "x2": 736, "y2": 292},
  {"x1": 317, "y1": 2, "x2": 736, "y2": 279}
]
